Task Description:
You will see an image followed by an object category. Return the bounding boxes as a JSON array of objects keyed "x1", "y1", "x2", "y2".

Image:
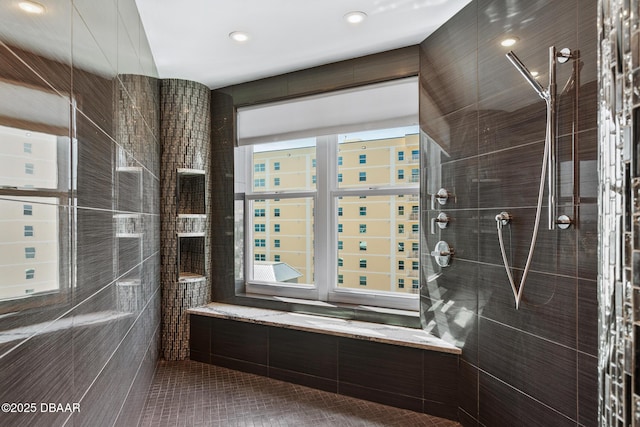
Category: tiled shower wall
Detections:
[
  {"x1": 0, "y1": 1, "x2": 160, "y2": 426},
  {"x1": 598, "y1": 0, "x2": 640, "y2": 425},
  {"x1": 420, "y1": 1, "x2": 598, "y2": 426}
]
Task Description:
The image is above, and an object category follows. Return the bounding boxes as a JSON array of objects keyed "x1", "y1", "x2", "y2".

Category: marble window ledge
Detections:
[{"x1": 188, "y1": 302, "x2": 461, "y2": 355}]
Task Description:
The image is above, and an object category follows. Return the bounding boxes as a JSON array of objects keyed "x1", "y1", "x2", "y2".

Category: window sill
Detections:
[{"x1": 187, "y1": 302, "x2": 460, "y2": 355}]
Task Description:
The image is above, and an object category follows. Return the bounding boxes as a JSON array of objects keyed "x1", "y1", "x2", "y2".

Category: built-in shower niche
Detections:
[
  {"x1": 177, "y1": 168, "x2": 205, "y2": 216},
  {"x1": 116, "y1": 166, "x2": 143, "y2": 213},
  {"x1": 178, "y1": 235, "x2": 205, "y2": 282}
]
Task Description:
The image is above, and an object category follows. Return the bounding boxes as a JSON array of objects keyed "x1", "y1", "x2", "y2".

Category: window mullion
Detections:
[{"x1": 314, "y1": 135, "x2": 336, "y2": 300}]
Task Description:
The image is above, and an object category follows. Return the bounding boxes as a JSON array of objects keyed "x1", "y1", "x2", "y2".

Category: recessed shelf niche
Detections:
[
  {"x1": 178, "y1": 234, "x2": 205, "y2": 281},
  {"x1": 177, "y1": 168, "x2": 205, "y2": 216}
]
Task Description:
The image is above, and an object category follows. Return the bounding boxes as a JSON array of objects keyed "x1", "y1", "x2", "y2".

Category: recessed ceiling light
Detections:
[
  {"x1": 229, "y1": 31, "x2": 249, "y2": 43},
  {"x1": 18, "y1": 1, "x2": 45, "y2": 14},
  {"x1": 500, "y1": 36, "x2": 519, "y2": 47},
  {"x1": 344, "y1": 11, "x2": 367, "y2": 24}
]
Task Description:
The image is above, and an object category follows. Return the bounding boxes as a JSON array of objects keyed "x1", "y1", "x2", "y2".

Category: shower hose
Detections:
[{"x1": 496, "y1": 112, "x2": 550, "y2": 309}]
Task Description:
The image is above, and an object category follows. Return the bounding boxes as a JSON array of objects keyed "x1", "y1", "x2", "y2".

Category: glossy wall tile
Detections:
[
  {"x1": 420, "y1": 0, "x2": 598, "y2": 425},
  {"x1": 0, "y1": 0, "x2": 160, "y2": 425}
]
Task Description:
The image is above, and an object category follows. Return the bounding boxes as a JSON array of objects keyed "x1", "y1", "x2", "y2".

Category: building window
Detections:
[
  {"x1": 411, "y1": 149, "x2": 419, "y2": 160},
  {"x1": 338, "y1": 156, "x2": 343, "y2": 166},
  {"x1": 360, "y1": 259, "x2": 367, "y2": 268},
  {"x1": 359, "y1": 154, "x2": 366, "y2": 164},
  {"x1": 254, "y1": 224, "x2": 265, "y2": 232},
  {"x1": 274, "y1": 208, "x2": 280, "y2": 217},
  {"x1": 412, "y1": 261, "x2": 419, "y2": 270},
  {"x1": 338, "y1": 173, "x2": 343, "y2": 183},
  {"x1": 398, "y1": 169, "x2": 404, "y2": 180},
  {"x1": 254, "y1": 208, "x2": 265, "y2": 217},
  {"x1": 24, "y1": 142, "x2": 32, "y2": 153},
  {"x1": 274, "y1": 255, "x2": 281, "y2": 262},
  {"x1": 398, "y1": 206, "x2": 404, "y2": 215},
  {"x1": 398, "y1": 224, "x2": 404, "y2": 234},
  {"x1": 359, "y1": 241, "x2": 367, "y2": 251},
  {"x1": 254, "y1": 163, "x2": 265, "y2": 172},
  {"x1": 359, "y1": 172, "x2": 366, "y2": 182},
  {"x1": 338, "y1": 274, "x2": 344, "y2": 284},
  {"x1": 338, "y1": 207, "x2": 343, "y2": 216},
  {"x1": 359, "y1": 206, "x2": 367, "y2": 216},
  {"x1": 412, "y1": 242, "x2": 419, "y2": 252},
  {"x1": 412, "y1": 280, "x2": 419, "y2": 289},
  {"x1": 254, "y1": 254, "x2": 266, "y2": 261},
  {"x1": 312, "y1": 159, "x2": 316, "y2": 167},
  {"x1": 398, "y1": 260, "x2": 404, "y2": 270},
  {"x1": 25, "y1": 163, "x2": 34, "y2": 174},
  {"x1": 25, "y1": 247, "x2": 36, "y2": 259},
  {"x1": 338, "y1": 257, "x2": 343, "y2": 267},
  {"x1": 274, "y1": 239, "x2": 281, "y2": 248},
  {"x1": 25, "y1": 268, "x2": 35, "y2": 280},
  {"x1": 254, "y1": 178, "x2": 265, "y2": 187},
  {"x1": 24, "y1": 225, "x2": 34, "y2": 237},
  {"x1": 274, "y1": 177, "x2": 280, "y2": 186},
  {"x1": 359, "y1": 224, "x2": 367, "y2": 233},
  {"x1": 274, "y1": 224, "x2": 280, "y2": 232},
  {"x1": 398, "y1": 151, "x2": 404, "y2": 161},
  {"x1": 338, "y1": 240, "x2": 343, "y2": 250},
  {"x1": 274, "y1": 162, "x2": 280, "y2": 170},
  {"x1": 23, "y1": 205, "x2": 33, "y2": 216},
  {"x1": 398, "y1": 279, "x2": 404, "y2": 288},
  {"x1": 412, "y1": 224, "x2": 419, "y2": 234},
  {"x1": 398, "y1": 242, "x2": 404, "y2": 252},
  {"x1": 411, "y1": 168, "x2": 419, "y2": 183},
  {"x1": 254, "y1": 239, "x2": 266, "y2": 247},
  {"x1": 359, "y1": 276, "x2": 367, "y2": 286},
  {"x1": 312, "y1": 175, "x2": 316, "y2": 184},
  {"x1": 338, "y1": 224, "x2": 343, "y2": 233}
]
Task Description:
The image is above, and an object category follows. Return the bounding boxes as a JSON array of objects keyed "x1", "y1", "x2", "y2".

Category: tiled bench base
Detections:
[{"x1": 188, "y1": 303, "x2": 461, "y2": 421}]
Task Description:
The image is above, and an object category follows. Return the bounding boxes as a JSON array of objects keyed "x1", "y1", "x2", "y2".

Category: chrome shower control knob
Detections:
[
  {"x1": 430, "y1": 241, "x2": 453, "y2": 267},
  {"x1": 430, "y1": 212, "x2": 450, "y2": 234}
]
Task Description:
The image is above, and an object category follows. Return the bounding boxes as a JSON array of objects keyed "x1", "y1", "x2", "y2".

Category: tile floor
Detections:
[{"x1": 138, "y1": 360, "x2": 461, "y2": 427}]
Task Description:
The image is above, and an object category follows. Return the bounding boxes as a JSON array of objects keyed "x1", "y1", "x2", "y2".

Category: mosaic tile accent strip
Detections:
[
  {"x1": 139, "y1": 360, "x2": 461, "y2": 427},
  {"x1": 160, "y1": 79, "x2": 212, "y2": 360},
  {"x1": 598, "y1": 0, "x2": 639, "y2": 424}
]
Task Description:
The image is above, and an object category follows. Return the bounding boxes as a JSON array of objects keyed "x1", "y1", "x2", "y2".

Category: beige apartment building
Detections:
[
  {"x1": 0, "y1": 125, "x2": 61, "y2": 300},
  {"x1": 251, "y1": 133, "x2": 420, "y2": 294}
]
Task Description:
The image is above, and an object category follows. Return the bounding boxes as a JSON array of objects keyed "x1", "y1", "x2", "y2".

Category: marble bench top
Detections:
[{"x1": 188, "y1": 302, "x2": 461, "y2": 355}]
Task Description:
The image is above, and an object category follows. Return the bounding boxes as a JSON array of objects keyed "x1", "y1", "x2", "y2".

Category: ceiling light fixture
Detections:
[
  {"x1": 18, "y1": 1, "x2": 45, "y2": 14},
  {"x1": 344, "y1": 11, "x2": 367, "y2": 24},
  {"x1": 500, "y1": 36, "x2": 519, "y2": 47},
  {"x1": 229, "y1": 31, "x2": 249, "y2": 43}
]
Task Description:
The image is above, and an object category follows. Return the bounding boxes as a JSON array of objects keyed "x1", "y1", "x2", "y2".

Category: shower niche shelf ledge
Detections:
[
  {"x1": 177, "y1": 168, "x2": 205, "y2": 215},
  {"x1": 178, "y1": 235, "x2": 206, "y2": 282}
]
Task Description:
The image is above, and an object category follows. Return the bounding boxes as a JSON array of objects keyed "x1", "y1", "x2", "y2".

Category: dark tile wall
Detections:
[
  {"x1": 0, "y1": 0, "x2": 160, "y2": 426},
  {"x1": 190, "y1": 315, "x2": 459, "y2": 420},
  {"x1": 420, "y1": 1, "x2": 597, "y2": 426}
]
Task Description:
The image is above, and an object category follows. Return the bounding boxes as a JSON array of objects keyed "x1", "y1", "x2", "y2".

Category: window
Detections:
[
  {"x1": 235, "y1": 78, "x2": 419, "y2": 311},
  {"x1": 411, "y1": 168, "x2": 419, "y2": 183},
  {"x1": 274, "y1": 255, "x2": 281, "y2": 262},
  {"x1": 254, "y1": 224, "x2": 265, "y2": 232},
  {"x1": 25, "y1": 247, "x2": 36, "y2": 259},
  {"x1": 398, "y1": 260, "x2": 404, "y2": 270},
  {"x1": 24, "y1": 225, "x2": 34, "y2": 237},
  {"x1": 25, "y1": 269, "x2": 35, "y2": 280},
  {"x1": 254, "y1": 178, "x2": 265, "y2": 188},
  {"x1": 274, "y1": 162, "x2": 280, "y2": 170},
  {"x1": 398, "y1": 242, "x2": 404, "y2": 252},
  {"x1": 412, "y1": 224, "x2": 419, "y2": 234},
  {"x1": 398, "y1": 151, "x2": 404, "y2": 161},
  {"x1": 398, "y1": 169, "x2": 404, "y2": 180},
  {"x1": 398, "y1": 206, "x2": 404, "y2": 215},
  {"x1": 412, "y1": 149, "x2": 419, "y2": 160},
  {"x1": 274, "y1": 239, "x2": 281, "y2": 248},
  {"x1": 412, "y1": 280, "x2": 419, "y2": 289},
  {"x1": 398, "y1": 224, "x2": 404, "y2": 234},
  {"x1": 25, "y1": 163, "x2": 34, "y2": 174},
  {"x1": 359, "y1": 276, "x2": 367, "y2": 286},
  {"x1": 254, "y1": 208, "x2": 265, "y2": 217},
  {"x1": 255, "y1": 239, "x2": 266, "y2": 247},
  {"x1": 24, "y1": 142, "x2": 32, "y2": 154},
  {"x1": 254, "y1": 163, "x2": 265, "y2": 172},
  {"x1": 412, "y1": 261, "x2": 419, "y2": 270},
  {"x1": 255, "y1": 254, "x2": 266, "y2": 261},
  {"x1": 412, "y1": 242, "x2": 419, "y2": 252},
  {"x1": 398, "y1": 279, "x2": 404, "y2": 288},
  {"x1": 23, "y1": 204, "x2": 33, "y2": 216}
]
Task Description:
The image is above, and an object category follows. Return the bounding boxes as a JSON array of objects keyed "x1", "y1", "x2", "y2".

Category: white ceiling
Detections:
[{"x1": 135, "y1": 0, "x2": 471, "y2": 89}]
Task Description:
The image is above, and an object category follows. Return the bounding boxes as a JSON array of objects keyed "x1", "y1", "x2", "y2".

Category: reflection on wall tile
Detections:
[{"x1": 0, "y1": 0, "x2": 160, "y2": 424}]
